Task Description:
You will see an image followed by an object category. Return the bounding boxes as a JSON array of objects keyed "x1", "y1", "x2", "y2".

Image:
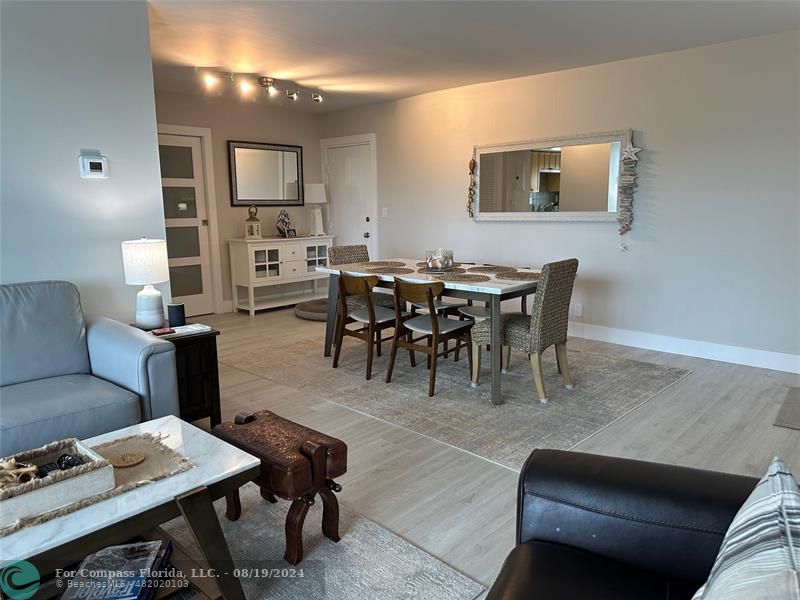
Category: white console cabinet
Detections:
[{"x1": 228, "y1": 236, "x2": 334, "y2": 316}]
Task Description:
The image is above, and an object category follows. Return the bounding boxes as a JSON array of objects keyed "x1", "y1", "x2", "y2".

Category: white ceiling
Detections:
[{"x1": 149, "y1": 0, "x2": 800, "y2": 112}]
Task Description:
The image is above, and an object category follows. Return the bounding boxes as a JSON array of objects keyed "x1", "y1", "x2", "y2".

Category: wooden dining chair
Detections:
[
  {"x1": 386, "y1": 280, "x2": 473, "y2": 397},
  {"x1": 471, "y1": 259, "x2": 578, "y2": 403},
  {"x1": 332, "y1": 273, "x2": 402, "y2": 380}
]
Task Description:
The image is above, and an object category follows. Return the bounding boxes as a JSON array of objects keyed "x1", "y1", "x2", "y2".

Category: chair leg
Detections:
[
  {"x1": 366, "y1": 325, "x2": 375, "y2": 380},
  {"x1": 465, "y1": 334, "x2": 473, "y2": 377},
  {"x1": 376, "y1": 328, "x2": 382, "y2": 357},
  {"x1": 332, "y1": 315, "x2": 346, "y2": 368},
  {"x1": 502, "y1": 345, "x2": 511, "y2": 373},
  {"x1": 556, "y1": 343, "x2": 573, "y2": 389},
  {"x1": 428, "y1": 346, "x2": 438, "y2": 397},
  {"x1": 426, "y1": 336, "x2": 432, "y2": 369},
  {"x1": 406, "y1": 331, "x2": 416, "y2": 367},
  {"x1": 529, "y1": 352, "x2": 547, "y2": 403},
  {"x1": 386, "y1": 331, "x2": 399, "y2": 383},
  {"x1": 471, "y1": 342, "x2": 481, "y2": 387}
]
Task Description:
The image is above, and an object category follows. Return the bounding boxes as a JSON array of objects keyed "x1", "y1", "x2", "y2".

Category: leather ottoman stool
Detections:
[{"x1": 213, "y1": 410, "x2": 348, "y2": 564}]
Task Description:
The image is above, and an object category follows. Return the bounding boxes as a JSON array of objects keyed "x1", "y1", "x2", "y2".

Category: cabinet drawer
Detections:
[
  {"x1": 284, "y1": 260, "x2": 306, "y2": 280},
  {"x1": 282, "y1": 244, "x2": 303, "y2": 261}
]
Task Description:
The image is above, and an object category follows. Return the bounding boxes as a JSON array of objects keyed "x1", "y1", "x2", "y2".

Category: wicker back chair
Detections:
[
  {"x1": 471, "y1": 258, "x2": 578, "y2": 403},
  {"x1": 329, "y1": 244, "x2": 369, "y2": 266},
  {"x1": 328, "y1": 244, "x2": 394, "y2": 311}
]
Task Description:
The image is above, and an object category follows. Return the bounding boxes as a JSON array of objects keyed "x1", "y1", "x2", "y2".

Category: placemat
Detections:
[
  {"x1": 417, "y1": 267, "x2": 466, "y2": 274},
  {"x1": 0, "y1": 434, "x2": 193, "y2": 536},
  {"x1": 467, "y1": 265, "x2": 517, "y2": 274},
  {"x1": 416, "y1": 261, "x2": 463, "y2": 268},
  {"x1": 366, "y1": 267, "x2": 415, "y2": 275},
  {"x1": 433, "y1": 273, "x2": 491, "y2": 283},
  {"x1": 495, "y1": 271, "x2": 540, "y2": 281},
  {"x1": 358, "y1": 261, "x2": 407, "y2": 267}
]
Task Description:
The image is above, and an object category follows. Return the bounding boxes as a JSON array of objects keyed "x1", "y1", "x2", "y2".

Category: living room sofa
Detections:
[
  {"x1": 487, "y1": 449, "x2": 758, "y2": 600},
  {"x1": 0, "y1": 280, "x2": 179, "y2": 456}
]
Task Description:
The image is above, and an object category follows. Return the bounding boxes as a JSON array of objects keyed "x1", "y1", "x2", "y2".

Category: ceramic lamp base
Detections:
[
  {"x1": 135, "y1": 284, "x2": 164, "y2": 329},
  {"x1": 310, "y1": 206, "x2": 326, "y2": 236}
]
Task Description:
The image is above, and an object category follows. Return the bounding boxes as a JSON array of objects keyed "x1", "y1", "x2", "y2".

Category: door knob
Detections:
[{"x1": 363, "y1": 232, "x2": 370, "y2": 238}]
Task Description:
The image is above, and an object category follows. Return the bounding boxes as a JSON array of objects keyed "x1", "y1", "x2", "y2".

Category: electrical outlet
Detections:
[
  {"x1": 572, "y1": 303, "x2": 583, "y2": 318},
  {"x1": 381, "y1": 207, "x2": 389, "y2": 218}
]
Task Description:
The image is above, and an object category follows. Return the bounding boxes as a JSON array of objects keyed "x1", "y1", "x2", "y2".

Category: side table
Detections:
[{"x1": 161, "y1": 327, "x2": 222, "y2": 428}]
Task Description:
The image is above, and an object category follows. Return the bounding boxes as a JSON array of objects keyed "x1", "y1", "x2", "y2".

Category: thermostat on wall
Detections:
[{"x1": 79, "y1": 154, "x2": 108, "y2": 179}]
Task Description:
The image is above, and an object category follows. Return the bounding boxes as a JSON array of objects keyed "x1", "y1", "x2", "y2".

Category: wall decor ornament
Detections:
[
  {"x1": 276, "y1": 210, "x2": 293, "y2": 237},
  {"x1": 616, "y1": 132, "x2": 641, "y2": 235},
  {"x1": 466, "y1": 157, "x2": 477, "y2": 218}
]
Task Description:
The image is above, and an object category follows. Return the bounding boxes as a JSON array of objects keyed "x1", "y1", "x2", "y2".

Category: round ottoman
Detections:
[{"x1": 294, "y1": 298, "x2": 328, "y2": 321}]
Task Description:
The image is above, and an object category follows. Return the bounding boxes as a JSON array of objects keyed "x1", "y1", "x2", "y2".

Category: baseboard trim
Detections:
[{"x1": 568, "y1": 321, "x2": 800, "y2": 374}]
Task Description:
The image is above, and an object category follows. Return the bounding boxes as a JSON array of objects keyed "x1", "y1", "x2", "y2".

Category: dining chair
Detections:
[
  {"x1": 329, "y1": 244, "x2": 395, "y2": 310},
  {"x1": 386, "y1": 280, "x2": 473, "y2": 397},
  {"x1": 332, "y1": 273, "x2": 404, "y2": 381},
  {"x1": 471, "y1": 259, "x2": 578, "y2": 403}
]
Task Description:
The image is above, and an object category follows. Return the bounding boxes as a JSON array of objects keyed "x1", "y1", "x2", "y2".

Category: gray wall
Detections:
[
  {"x1": 320, "y1": 31, "x2": 800, "y2": 355},
  {"x1": 1, "y1": 0, "x2": 167, "y2": 321},
  {"x1": 154, "y1": 91, "x2": 322, "y2": 301}
]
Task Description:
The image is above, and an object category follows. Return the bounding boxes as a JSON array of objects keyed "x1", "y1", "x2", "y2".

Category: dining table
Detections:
[{"x1": 316, "y1": 258, "x2": 540, "y2": 405}]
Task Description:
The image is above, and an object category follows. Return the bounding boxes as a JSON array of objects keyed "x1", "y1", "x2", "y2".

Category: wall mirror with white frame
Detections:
[
  {"x1": 469, "y1": 130, "x2": 638, "y2": 229},
  {"x1": 228, "y1": 141, "x2": 304, "y2": 206}
]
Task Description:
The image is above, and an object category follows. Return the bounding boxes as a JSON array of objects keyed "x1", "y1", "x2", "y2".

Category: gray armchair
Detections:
[{"x1": 0, "y1": 280, "x2": 179, "y2": 456}]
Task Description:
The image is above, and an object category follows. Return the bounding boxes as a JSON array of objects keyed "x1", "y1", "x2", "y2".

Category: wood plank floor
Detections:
[{"x1": 198, "y1": 309, "x2": 800, "y2": 588}]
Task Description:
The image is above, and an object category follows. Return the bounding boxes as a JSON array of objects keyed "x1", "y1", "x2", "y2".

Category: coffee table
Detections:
[{"x1": 0, "y1": 416, "x2": 260, "y2": 599}]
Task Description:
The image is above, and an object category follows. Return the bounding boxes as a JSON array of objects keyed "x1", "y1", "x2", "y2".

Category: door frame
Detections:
[
  {"x1": 157, "y1": 124, "x2": 226, "y2": 314},
  {"x1": 320, "y1": 133, "x2": 379, "y2": 258}
]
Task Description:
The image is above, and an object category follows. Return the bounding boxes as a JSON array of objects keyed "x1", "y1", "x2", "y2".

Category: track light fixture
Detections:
[{"x1": 199, "y1": 70, "x2": 323, "y2": 103}]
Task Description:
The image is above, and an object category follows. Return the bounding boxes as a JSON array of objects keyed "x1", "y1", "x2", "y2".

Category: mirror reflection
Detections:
[
  {"x1": 228, "y1": 142, "x2": 304, "y2": 206},
  {"x1": 478, "y1": 141, "x2": 620, "y2": 214}
]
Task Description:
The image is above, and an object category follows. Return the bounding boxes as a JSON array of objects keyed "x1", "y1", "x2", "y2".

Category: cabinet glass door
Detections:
[{"x1": 254, "y1": 248, "x2": 282, "y2": 279}]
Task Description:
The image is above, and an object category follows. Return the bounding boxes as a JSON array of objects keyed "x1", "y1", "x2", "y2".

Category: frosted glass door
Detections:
[{"x1": 159, "y1": 134, "x2": 213, "y2": 316}]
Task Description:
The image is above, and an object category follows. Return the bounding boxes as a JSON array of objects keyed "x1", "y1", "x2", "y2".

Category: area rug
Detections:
[
  {"x1": 774, "y1": 387, "x2": 800, "y2": 430},
  {"x1": 161, "y1": 483, "x2": 484, "y2": 600},
  {"x1": 221, "y1": 338, "x2": 691, "y2": 470}
]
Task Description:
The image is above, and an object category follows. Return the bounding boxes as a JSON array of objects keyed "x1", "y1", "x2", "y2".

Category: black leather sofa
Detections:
[{"x1": 486, "y1": 449, "x2": 758, "y2": 600}]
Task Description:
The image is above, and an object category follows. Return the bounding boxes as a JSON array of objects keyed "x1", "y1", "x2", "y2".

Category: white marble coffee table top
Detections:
[
  {"x1": 316, "y1": 258, "x2": 540, "y2": 295},
  {"x1": 0, "y1": 416, "x2": 259, "y2": 566}
]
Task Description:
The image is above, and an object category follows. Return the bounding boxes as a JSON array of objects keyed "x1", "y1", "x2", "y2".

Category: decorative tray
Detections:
[{"x1": 0, "y1": 439, "x2": 114, "y2": 528}]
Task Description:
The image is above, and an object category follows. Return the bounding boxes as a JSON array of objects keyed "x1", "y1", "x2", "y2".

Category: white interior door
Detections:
[
  {"x1": 158, "y1": 134, "x2": 214, "y2": 316},
  {"x1": 323, "y1": 139, "x2": 378, "y2": 257}
]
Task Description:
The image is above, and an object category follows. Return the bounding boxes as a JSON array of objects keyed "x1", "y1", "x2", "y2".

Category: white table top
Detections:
[
  {"x1": 0, "y1": 416, "x2": 260, "y2": 565},
  {"x1": 317, "y1": 258, "x2": 540, "y2": 296}
]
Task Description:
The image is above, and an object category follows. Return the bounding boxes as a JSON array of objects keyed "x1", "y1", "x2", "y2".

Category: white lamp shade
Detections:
[
  {"x1": 121, "y1": 238, "x2": 169, "y2": 285},
  {"x1": 304, "y1": 183, "x2": 327, "y2": 204}
]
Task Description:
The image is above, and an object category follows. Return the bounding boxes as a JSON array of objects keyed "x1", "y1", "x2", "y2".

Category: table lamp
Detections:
[
  {"x1": 121, "y1": 238, "x2": 170, "y2": 329},
  {"x1": 305, "y1": 183, "x2": 328, "y2": 236}
]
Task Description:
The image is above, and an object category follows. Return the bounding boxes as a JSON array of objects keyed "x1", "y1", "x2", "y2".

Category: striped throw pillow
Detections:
[{"x1": 693, "y1": 457, "x2": 800, "y2": 599}]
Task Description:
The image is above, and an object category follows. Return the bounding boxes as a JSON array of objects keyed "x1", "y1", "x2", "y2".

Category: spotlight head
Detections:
[
  {"x1": 239, "y1": 80, "x2": 253, "y2": 94},
  {"x1": 311, "y1": 93, "x2": 323, "y2": 103},
  {"x1": 202, "y1": 72, "x2": 219, "y2": 89},
  {"x1": 258, "y1": 76, "x2": 279, "y2": 97},
  {"x1": 286, "y1": 90, "x2": 299, "y2": 101}
]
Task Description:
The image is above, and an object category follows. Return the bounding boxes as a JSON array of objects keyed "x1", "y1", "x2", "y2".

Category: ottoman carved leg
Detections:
[
  {"x1": 319, "y1": 482, "x2": 341, "y2": 542},
  {"x1": 225, "y1": 488, "x2": 242, "y2": 521},
  {"x1": 284, "y1": 495, "x2": 315, "y2": 565}
]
